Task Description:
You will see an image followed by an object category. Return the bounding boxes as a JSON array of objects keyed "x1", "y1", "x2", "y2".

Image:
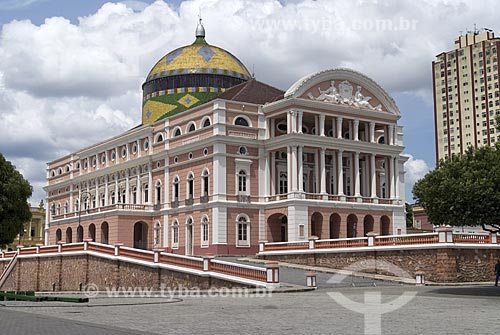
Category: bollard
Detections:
[
  {"x1": 202, "y1": 254, "x2": 215, "y2": 271},
  {"x1": 415, "y1": 271, "x2": 425, "y2": 286},
  {"x1": 258, "y1": 240, "x2": 268, "y2": 253},
  {"x1": 114, "y1": 242, "x2": 124, "y2": 256},
  {"x1": 306, "y1": 272, "x2": 317, "y2": 288},
  {"x1": 308, "y1": 236, "x2": 319, "y2": 249},
  {"x1": 265, "y1": 261, "x2": 280, "y2": 287},
  {"x1": 153, "y1": 249, "x2": 165, "y2": 263}
]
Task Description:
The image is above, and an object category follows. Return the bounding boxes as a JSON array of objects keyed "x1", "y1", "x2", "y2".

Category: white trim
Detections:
[
  {"x1": 186, "y1": 121, "x2": 197, "y2": 133},
  {"x1": 233, "y1": 114, "x2": 252, "y2": 127},
  {"x1": 172, "y1": 126, "x2": 182, "y2": 138},
  {"x1": 200, "y1": 116, "x2": 212, "y2": 128}
]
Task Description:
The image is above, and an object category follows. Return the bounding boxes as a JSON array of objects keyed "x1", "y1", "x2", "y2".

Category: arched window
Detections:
[
  {"x1": 202, "y1": 117, "x2": 211, "y2": 128},
  {"x1": 173, "y1": 177, "x2": 180, "y2": 201},
  {"x1": 234, "y1": 116, "x2": 250, "y2": 127},
  {"x1": 50, "y1": 170, "x2": 55, "y2": 178},
  {"x1": 121, "y1": 189, "x2": 126, "y2": 204},
  {"x1": 173, "y1": 127, "x2": 182, "y2": 137},
  {"x1": 92, "y1": 196, "x2": 97, "y2": 208},
  {"x1": 58, "y1": 168, "x2": 63, "y2": 175},
  {"x1": 238, "y1": 170, "x2": 247, "y2": 193},
  {"x1": 155, "y1": 133, "x2": 164, "y2": 143},
  {"x1": 172, "y1": 220, "x2": 179, "y2": 248},
  {"x1": 236, "y1": 215, "x2": 250, "y2": 247},
  {"x1": 57, "y1": 204, "x2": 61, "y2": 215},
  {"x1": 187, "y1": 122, "x2": 196, "y2": 133},
  {"x1": 132, "y1": 187, "x2": 137, "y2": 204},
  {"x1": 187, "y1": 173, "x2": 194, "y2": 199},
  {"x1": 155, "y1": 181, "x2": 161, "y2": 205},
  {"x1": 50, "y1": 204, "x2": 55, "y2": 216},
  {"x1": 75, "y1": 199, "x2": 80, "y2": 211},
  {"x1": 101, "y1": 193, "x2": 106, "y2": 207},
  {"x1": 279, "y1": 171, "x2": 287, "y2": 194},
  {"x1": 64, "y1": 202, "x2": 69, "y2": 214},
  {"x1": 144, "y1": 184, "x2": 149, "y2": 203},
  {"x1": 65, "y1": 165, "x2": 70, "y2": 173},
  {"x1": 202, "y1": 169, "x2": 209, "y2": 198},
  {"x1": 56, "y1": 229, "x2": 62, "y2": 242},
  {"x1": 110, "y1": 192, "x2": 115, "y2": 205},
  {"x1": 66, "y1": 227, "x2": 73, "y2": 243},
  {"x1": 201, "y1": 216, "x2": 209, "y2": 246}
]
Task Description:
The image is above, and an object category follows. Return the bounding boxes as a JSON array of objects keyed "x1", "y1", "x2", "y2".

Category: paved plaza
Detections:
[{"x1": 1, "y1": 278, "x2": 500, "y2": 335}]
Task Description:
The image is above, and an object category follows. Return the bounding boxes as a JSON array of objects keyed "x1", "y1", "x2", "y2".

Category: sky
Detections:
[{"x1": 0, "y1": 0, "x2": 495, "y2": 205}]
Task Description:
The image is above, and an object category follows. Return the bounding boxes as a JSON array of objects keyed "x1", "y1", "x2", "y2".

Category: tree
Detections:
[
  {"x1": 0, "y1": 153, "x2": 33, "y2": 247},
  {"x1": 405, "y1": 203, "x2": 414, "y2": 227},
  {"x1": 413, "y1": 144, "x2": 500, "y2": 232}
]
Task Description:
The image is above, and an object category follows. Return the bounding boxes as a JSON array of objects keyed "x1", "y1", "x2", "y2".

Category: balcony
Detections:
[
  {"x1": 200, "y1": 195, "x2": 209, "y2": 203},
  {"x1": 237, "y1": 194, "x2": 251, "y2": 203},
  {"x1": 185, "y1": 197, "x2": 193, "y2": 206}
]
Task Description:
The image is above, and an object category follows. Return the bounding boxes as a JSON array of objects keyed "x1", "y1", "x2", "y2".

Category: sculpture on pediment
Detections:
[
  {"x1": 353, "y1": 85, "x2": 372, "y2": 108},
  {"x1": 338, "y1": 80, "x2": 354, "y2": 104},
  {"x1": 316, "y1": 80, "x2": 340, "y2": 103},
  {"x1": 310, "y1": 80, "x2": 384, "y2": 112}
]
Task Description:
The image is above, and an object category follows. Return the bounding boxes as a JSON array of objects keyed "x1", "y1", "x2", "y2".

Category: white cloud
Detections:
[
  {"x1": 404, "y1": 154, "x2": 431, "y2": 200},
  {"x1": 0, "y1": 0, "x2": 497, "y2": 204}
]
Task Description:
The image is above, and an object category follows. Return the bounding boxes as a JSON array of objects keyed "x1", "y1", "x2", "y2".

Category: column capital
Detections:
[
  {"x1": 297, "y1": 110, "x2": 303, "y2": 116},
  {"x1": 353, "y1": 119, "x2": 360, "y2": 125}
]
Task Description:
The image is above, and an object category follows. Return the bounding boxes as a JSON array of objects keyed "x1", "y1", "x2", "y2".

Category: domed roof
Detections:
[
  {"x1": 141, "y1": 19, "x2": 251, "y2": 124},
  {"x1": 146, "y1": 42, "x2": 251, "y2": 82}
]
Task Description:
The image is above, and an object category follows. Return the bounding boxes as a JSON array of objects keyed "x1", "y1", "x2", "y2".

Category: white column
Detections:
[
  {"x1": 336, "y1": 117, "x2": 343, "y2": 139},
  {"x1": 125, "y1": 172, "x2": 130, "y2": 204},
  {"x1": 314, "y1": 115, "x2": 319, "y2": 135},
  {"x1": 354, "y1": 151, "x2": 361, "y2": 197},
  {"x1": 95, "y1": 178, "x2": 99, "y2": 208},
  {"x1": 389, "y1": 156, "x2": 395, "y2": 198},
  {"x1": 114, "y1": 177, "x2": 119, "y2": 205},
  {"x1": 297, "y1": 111, "x2": 303, "y2": 134},
  {"x1": 337, "y1": 150, "x2": 344, "y2": 195},
  {"x1": 148, "y1": 135, "x2": 153, "y2": 154},
  {"x1": 287, "y1": 146, "x2": 292, "y2": 194},
  {"x1": 353, "y1": 119, "x2": 359, "y2": 141},
  {"x1": 319, "y1": 114, "x2": 325, "y2": 136},
  {"x1": 320, "y1": 147, "x2": 326, "y2": 194},
  {"x1": 331, "y1": 118, "x2": 335, "y2": 138},
  {"x1": 370, "y1": 122, "x2": 375, "y2": 143},
  {"x1": 148, "y1": 163, "x2": 153, "y2": 204},
  {"x1": 287, "y1": 112, "x2": 292, "y2": 134},
  {"x1": 270, "y1": 151, "x2": 276, "y2": 196},
  {"x1": 298, "y1": 146, "x2": 304, "y2": 192},
  {"x1": 389, "y1": 125, "x2": 395, "y2": 145},
  {"x1": 270, "y1": 119, "x2": 275, "y2": 138},
  {"x1": 314, "y1": 149, "x2": 320, "y2": 193},
  {"x1": 265, "y1": 151, "x2": 270, "y2": 197},
  {"x1": 69, "y1": 184, "x2": 74, "y2": 212},
  {"x1": 104, "y1": 177, "x2": 109, "y2": 206},
  {"x1": 292, "y1": 111, "x2": 297, "y2": 133},
  {"x1": 394, "y1": 157, "x2": 400, "y2": 198},
  {"x1": 292, "y1": 145, "x2": 298, "y2": 192},
  {"x1": 136, "y1": 175, "x2": 141, "y2": 204},
  {"x1": 371, "y1": 154, "x2": 376, "y2": 198}
]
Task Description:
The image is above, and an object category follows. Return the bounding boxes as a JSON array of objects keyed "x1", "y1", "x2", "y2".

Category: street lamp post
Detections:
[{"x1": 77, "y1": 191, "x2": 92, "y2": 243}]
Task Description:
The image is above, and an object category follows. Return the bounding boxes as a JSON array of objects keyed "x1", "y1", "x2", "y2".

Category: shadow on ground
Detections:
[{"x1": 427, "y1": 286, "x2": 500, "y2": 297}]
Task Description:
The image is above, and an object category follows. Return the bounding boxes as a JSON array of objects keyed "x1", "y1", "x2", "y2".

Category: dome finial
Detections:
[{"x1": 196, "y1": 12, "x2": 205, "y2": 38}]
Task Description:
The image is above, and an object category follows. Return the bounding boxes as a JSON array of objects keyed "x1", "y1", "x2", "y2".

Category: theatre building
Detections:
[{"x1": 45, "y1": 21, "x2": 407, "y2": 256}]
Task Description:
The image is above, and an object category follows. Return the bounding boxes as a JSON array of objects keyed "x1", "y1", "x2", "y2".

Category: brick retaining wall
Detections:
[
  {"x1": 1, "y1": 254, "x2": 246, "y2": 292},
  {"x1": 261, "y1": 247, "x2": 500, "y2": 283}
]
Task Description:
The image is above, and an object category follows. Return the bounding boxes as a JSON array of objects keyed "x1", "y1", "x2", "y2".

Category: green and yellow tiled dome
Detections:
[{"x1": 142, "y1": 20, "x2": 251, "y2": 124}]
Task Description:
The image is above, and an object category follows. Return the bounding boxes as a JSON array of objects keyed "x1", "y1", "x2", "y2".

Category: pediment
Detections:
[{"x1": 285, "y1": 68, "x2": 400, "y2": 116}]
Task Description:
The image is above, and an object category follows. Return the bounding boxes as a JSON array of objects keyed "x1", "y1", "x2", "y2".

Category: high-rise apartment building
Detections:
[{"x1": 433, "y1": 30, "x2": 500, "y2": 162}]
